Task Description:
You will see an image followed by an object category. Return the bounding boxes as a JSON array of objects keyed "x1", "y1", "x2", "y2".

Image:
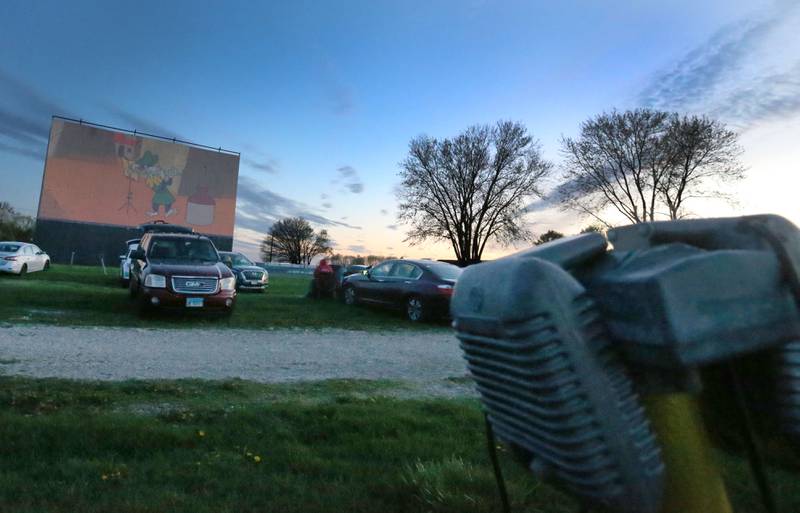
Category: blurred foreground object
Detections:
[{"x1": 452, "y1": 214, "x2": 800, "y2": 513}]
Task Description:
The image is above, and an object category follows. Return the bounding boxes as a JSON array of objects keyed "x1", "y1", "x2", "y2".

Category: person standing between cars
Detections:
[{"x1": 309, "y1": 258, "x2": 335, "y2": 298}]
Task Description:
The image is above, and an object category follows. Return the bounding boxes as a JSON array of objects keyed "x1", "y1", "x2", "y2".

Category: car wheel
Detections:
[
  {"x1": 406, "y1": 295, "x2": 427, "y2": 322},
  {"x1": 18, "y1": 264, "x2": 27, "y2": 276},
  {"x1": 343, "y1": 286, "x2": 358, "y2": 306},
  {"x1": 43, "y1": 261, "x2": 50, "y2": 271}
]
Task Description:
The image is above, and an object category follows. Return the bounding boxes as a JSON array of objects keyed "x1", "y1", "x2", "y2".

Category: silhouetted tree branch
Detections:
[
  {"x1": 660, "y1": 114, "x2": 745, "y2": 220},
  {"x1": 261, "y1": 217, "x2": 331, "y2": 265},
  {"x1": 397, "y1": 121, "x2": 551, "y2": 265}
]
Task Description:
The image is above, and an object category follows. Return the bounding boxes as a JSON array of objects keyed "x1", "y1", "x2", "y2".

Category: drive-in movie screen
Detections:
[{"x1": 38, "y1": 118, "x2": 238, "y2": 236}]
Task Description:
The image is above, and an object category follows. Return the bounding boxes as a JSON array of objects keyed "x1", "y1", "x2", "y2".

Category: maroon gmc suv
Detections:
[{"x1": 129, "y1": 232, "x2": 237, "y2": 315}]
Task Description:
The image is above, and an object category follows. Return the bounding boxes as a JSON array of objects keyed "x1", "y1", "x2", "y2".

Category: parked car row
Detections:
[
  {"x1": 5, "y1": 222, "x2": 460, "y2": 324},
  {"x1": 0, "y1": 241, "x2": 50, "y2": 275}
]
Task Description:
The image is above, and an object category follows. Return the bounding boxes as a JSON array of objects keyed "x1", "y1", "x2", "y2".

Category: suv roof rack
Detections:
[{"x1": 138, "y1": 221, "x2": 194, "y2": 235}]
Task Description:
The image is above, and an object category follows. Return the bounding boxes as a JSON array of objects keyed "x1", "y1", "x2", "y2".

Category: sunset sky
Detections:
[{"x1": 1, "y1": 0, "x2": 798, "y2": 261}]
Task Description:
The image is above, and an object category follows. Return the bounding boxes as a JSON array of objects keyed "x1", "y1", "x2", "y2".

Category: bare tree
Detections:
[
  {"x1": 397, "y1": 121, "x2": 551, "y2": 265},
  {"x1": 534, "y1": 230, "x2": 564, "y2": 245},
  {"x1": 302, "y1": 229, "x2": 332, "y2": 265},
  {"x1": 261, "y1": 218, "x2": 331, "y2": 265},
  {"x1": 558, "y1": 109, "x2": 673, "y2": 226},
  {"x1": 660, "y1": 114, "x2": 745, "y2": 219}
]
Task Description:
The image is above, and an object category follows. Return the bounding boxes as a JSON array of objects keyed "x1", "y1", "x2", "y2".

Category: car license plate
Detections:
[{"x1": 186, "y1": 297, "x2": 204, "y2": 308}]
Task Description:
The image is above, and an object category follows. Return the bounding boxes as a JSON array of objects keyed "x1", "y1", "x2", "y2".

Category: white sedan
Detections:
[
  {"x1": 0, "y1": 242, "x2": 50, "y2": 275},
  {"x1": 119, "y1": 239, "x2": 140, "y2": 287}
]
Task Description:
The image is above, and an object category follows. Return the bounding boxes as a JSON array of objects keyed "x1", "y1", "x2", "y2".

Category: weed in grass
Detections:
[{"x1": 443, "y1": 375, "x2": 473, "y2": 385}]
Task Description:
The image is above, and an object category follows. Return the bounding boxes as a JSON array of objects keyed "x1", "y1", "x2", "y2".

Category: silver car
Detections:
[{"x1": 0, "y1": 242, "x2": 50, "y2": 275}]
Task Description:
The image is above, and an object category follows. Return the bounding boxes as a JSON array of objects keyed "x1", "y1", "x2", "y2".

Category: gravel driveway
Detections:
[{"x1": 0, "y1": 325, "x2": 472, "y2": 395}]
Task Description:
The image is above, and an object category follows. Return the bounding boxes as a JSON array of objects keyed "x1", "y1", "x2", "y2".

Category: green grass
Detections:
[
  {"x1": 0, "y1": 377, "x2": 578, "y2": 513},
  {"x1": 0, "y1": 378, "x2": 797, "y2": 513},
  {"x1": 0, "y1": 265, "x2": 447, "y2": 331}
]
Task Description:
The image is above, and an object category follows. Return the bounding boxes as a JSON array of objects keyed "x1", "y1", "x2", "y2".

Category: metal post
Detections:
[
  {"x1": 100, "y1": 256, "x2": 107, "y2": 275},
  {"x1": 484, "y1": 414, "x2": 511, "y2": 513},
  {"x1": 643, "y1": 394, "x2": 733, "y2": 513},
  {"x1": 70, "y1": 251, "x2": 75, "y2": 265}
]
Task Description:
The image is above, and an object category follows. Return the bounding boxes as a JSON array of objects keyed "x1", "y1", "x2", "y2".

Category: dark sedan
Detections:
[{"x1": 340, "y1": 259, "x2": 462, "y2": 321}]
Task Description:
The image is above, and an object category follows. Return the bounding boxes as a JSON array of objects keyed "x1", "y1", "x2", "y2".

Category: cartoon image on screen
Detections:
[{"x1": 38, "y1": 119, "x2": 238, "y2": 237}]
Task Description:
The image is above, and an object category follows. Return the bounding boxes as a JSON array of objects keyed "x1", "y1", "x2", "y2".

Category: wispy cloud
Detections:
[
  {"x1": 103, "y1": 105, "x2": 183, "y2": 139},
  {"x1": 347, "y1": 244, "x2": 367, "y2": 253},
  {"x1": 0, "y1": 68, "x2": 72, "y2": 120},
  {"x1": 333, "y1": 165, "x2": 365, "y2": 194},
  {"x1": 0, "y1": 108, "x2": 48, "y2": 146},
  {"x1": 241, "y1": 143, "x2": 279, "y2": 174},
  {"x1": 243, "y1": 157, "x2": 279, "y2": 174},
  {"x1": 386, "y1": 224, "x2": 398, "y2": 230},
  {"x1": 639, "y1": 1, "x2": 800, "y2": 127},
  {"x1": 235, "y1": 176, "x2": 362, "y2": 240},
  {"x1": 0, "y1": 140, "x2": 43, "y2": 160},
  {"x1": 0, "y1": 68, "x2": 72, "y2": 161}
]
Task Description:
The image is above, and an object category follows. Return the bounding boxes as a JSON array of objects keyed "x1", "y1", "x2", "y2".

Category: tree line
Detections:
[
  {"x1": 397, "y1": 109, "x2": 744, "y2": 265},
  {"x1": 252, "y1": 108, "x2": 744, "y2": 268}
]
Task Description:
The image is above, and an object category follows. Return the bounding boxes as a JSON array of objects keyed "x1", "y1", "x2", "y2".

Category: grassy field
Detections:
[
  {"x1": 0, "y1": 265, "x2": 446, "y2": 330},
  {"x1": 0, "y1": 377, "x2": 797, "y2": 513},
  {"x1": 2, "y1": 266, "x2": 800, "y2": 511}
]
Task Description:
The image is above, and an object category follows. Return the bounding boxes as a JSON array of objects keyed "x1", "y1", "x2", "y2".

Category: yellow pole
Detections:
[{"x1": 644, "y1": 394, "x2": 734, "y2": 513}]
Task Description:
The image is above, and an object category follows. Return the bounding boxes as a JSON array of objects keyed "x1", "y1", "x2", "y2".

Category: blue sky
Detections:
[{"x1": 1, "y1": 0, "x2": 798, "y2": 259}]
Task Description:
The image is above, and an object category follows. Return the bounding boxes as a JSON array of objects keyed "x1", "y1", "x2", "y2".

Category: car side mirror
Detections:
[
  {"x1": 36, "y1": 251, "x2": 44, "y2": 255},
  {"x1": 131, "y1": 249, "x2": 146, "y2": 260}
]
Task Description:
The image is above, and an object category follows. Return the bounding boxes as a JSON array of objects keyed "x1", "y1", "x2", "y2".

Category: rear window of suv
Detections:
[{"x1": 148, "y1": 238, "x2": 219, "y2": 262}]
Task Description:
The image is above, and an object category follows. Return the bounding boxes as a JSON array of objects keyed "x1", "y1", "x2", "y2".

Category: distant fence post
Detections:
[
  {"x1": 100, "y1": 256, "x2": 107, "y2": 275},
  {"x1": 70, "y1": 251, "x2": 75, "y2": 265}
]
